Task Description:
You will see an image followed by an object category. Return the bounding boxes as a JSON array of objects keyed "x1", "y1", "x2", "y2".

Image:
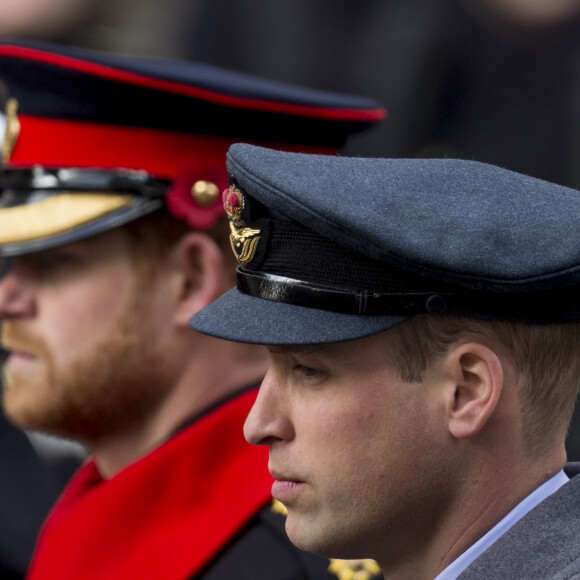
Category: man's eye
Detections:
[
  {"x1": 295, "y1": 365, "x2": 320, "y2": 378},
  {"x1": 25, "y1": 253, "x2": 82, "y2": 277},
  {"x1": 37, "y1": 254, "x2": 76, "y2": 268}
]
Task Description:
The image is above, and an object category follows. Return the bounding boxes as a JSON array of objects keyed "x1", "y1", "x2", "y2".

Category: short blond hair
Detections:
[{"x1": 387, "y1": 315, "x2": 580, "y2": 454}]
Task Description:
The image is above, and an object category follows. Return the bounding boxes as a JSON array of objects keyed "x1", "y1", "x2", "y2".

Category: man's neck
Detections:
[
  {"x1": 377, "y1": 448, "x2": 567, "y2": 579},
  {"x1": 92, "y1": 342, "x2": 268, "y2": 478}
]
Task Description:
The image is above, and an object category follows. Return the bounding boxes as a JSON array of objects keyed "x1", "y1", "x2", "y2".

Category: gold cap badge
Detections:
[{"x1": 223, "y1": 185, "x2": 261, "y2": 266}]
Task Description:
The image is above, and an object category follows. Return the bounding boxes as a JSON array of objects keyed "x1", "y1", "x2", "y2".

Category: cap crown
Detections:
[{"x1": 226, "y1": 144, "x2": 580, "y2": 292}]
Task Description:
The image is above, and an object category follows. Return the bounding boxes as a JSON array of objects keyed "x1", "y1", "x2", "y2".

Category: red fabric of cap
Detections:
[
  {"x1": 6, "y1": 115, "x2": 335, "y2": 230},
  {"x1": 9, "y1": 116, "x2": 333, "y2": 177}
]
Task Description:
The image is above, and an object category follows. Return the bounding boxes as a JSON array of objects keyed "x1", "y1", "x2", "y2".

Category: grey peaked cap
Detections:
[{"x1": 190, "y1": 144, "x2": 580, "y2": 345}]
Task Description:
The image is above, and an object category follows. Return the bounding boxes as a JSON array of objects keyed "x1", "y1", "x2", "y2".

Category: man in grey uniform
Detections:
[{"x1": 192, "y1": 144, "x2": 580, "y2": 579}]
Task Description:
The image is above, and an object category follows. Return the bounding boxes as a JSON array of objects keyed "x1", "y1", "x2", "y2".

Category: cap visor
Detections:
[
  {"x1": 0, "y1": 194, "x2": 162, "y2": 256},
  {"x1": 190, "y1": 288, "x2": 408, "y2": 345}
]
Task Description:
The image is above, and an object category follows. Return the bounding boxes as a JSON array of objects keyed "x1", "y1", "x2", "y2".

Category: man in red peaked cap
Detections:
[{"x1": 0, "y1": 40, "x2": 385, "y2": 580}]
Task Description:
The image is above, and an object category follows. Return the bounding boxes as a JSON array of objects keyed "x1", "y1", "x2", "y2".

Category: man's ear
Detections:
[
  {"x1": 172, "y1": 232, "x2": 226, "y2": 327},
  {"x1": 444, "y1": 342, "x2": 505, "y2": 439}
]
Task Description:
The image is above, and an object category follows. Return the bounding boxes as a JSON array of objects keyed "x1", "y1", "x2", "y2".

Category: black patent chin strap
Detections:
[
  {"x1": 236, "y1": 267, "x2": 580, "y2": 323},
  {"x1": 236, "y1": 268, "x2": 453, "y2": 315}
]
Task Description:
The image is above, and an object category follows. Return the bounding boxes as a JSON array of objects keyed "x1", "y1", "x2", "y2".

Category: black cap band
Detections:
[
  {"x1": 0, "y1": 167, "x2": 170, "y2": 199},
  {"x1": 236, "y1": 266, "x2": 580, "y2": 323},
  {"x1": 236, "y1": 268, "x2": 453, "y2": 315}
]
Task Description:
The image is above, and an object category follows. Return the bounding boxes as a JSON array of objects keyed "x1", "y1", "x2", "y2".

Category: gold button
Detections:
[
  {"x1": 191, "y1": 180, "x2": 219, "y2": 207},
  {"x1": 1, "y1": 98, "x2": 20, "y2": 162}
]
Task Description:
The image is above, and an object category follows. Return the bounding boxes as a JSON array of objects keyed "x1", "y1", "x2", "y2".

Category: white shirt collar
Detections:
[{"x1": 433, "y1": 469, "x2": 569, "y2": 580}]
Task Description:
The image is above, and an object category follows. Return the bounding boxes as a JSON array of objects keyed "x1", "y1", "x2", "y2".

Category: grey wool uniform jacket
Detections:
[{"x1": 459, "y1": 463, "x2": 580, "y2": 579}]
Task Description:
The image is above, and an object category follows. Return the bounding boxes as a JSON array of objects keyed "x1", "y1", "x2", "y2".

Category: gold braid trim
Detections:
[{"x1": 0, "y1": 193, "x2": 132, "y2": 243}]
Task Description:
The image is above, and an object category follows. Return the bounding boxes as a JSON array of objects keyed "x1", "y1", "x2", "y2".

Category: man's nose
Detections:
[
  {"x1": 244, "y1": 367, "x2": 295, "y2": 446},
  {"x1": 0, "y1": 259, "x2": 36, "y2": 318}
]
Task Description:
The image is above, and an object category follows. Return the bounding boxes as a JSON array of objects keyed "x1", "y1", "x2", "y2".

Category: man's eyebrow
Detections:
[
  {"x1": 267, "y1": 346, "x2": 303, "y2": 355},
  {"x1": 267, "y1": 344, "x2": 331, "y2": 357},
  {"x1": 268, "y1": 344, "x2": 319, "y2": 354}
]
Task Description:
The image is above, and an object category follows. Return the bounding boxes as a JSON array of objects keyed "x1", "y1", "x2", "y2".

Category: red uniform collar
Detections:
[{"x1": 27, "y1": 388, "x2": 272, "y2": 580}]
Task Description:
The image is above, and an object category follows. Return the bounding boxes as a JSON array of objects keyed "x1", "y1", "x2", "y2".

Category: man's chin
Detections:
[
  {"x1": 2, "y1": 375, "x2": 54, "y2": 430},
  {"x1": 285, "y1": 511, "x2": 362, "y2": 562}
]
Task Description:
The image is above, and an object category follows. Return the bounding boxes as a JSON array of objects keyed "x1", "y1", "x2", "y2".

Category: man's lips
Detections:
[
  {"x1": 3, "y1": 349, "x2": 37, "y2": 366},
  {"x1": 270, "y1": 469, "x2": 307, "y2": 503}
]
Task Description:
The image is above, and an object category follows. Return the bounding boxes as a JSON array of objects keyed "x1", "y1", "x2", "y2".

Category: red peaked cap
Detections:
[{"x1": 0, "y1": 39, "x2": 385, "y2": 236}]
